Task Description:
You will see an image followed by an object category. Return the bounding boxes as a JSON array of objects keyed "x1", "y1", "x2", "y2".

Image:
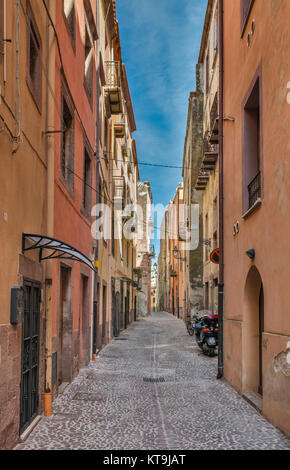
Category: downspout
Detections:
[
  {"x1": 91, "y1": 1, "x2": 100, "y2": 360},
  {"x1": 3, "y1": 0, "x2": 7, "y2": 85},
  {"x1": 217, "y1": 0, "x2": 224, "y2": 380},
  {"x1": 44, "y1": 0, "x2": 56, "y2": 401}
]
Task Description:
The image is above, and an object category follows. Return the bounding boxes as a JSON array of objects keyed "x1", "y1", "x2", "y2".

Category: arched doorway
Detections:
[{"x1": 243, "y1": 266, "x2": 264, "y2": 396}]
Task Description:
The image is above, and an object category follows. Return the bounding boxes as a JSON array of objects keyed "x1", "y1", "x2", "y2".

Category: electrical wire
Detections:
[{"x1": 98, "y1": 154, "x2": 217, "y2": 172}]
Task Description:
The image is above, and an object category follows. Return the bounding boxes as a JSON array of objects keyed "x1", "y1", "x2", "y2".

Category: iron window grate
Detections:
[{"x1": 248, "y1": 172, "x2": 261, "y2": 209}]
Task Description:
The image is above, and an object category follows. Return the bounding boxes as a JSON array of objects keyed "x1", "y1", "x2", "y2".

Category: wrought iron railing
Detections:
[
  {"x1": 248, "y1": 172, "x2": 261, "y2": 208},
  {"x1": 105, "y1": 60, "x2": 121, "y2": 88}
]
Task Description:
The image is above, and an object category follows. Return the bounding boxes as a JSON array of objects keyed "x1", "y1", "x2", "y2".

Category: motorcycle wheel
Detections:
[
  {"x1": 208, "y1": 348, "x2": 215, "y2": 357},
  {"x1": 187, "y1": 326, "x2": 194, "y2": 336}
]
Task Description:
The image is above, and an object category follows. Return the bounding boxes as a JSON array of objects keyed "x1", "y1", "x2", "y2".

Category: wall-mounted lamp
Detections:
[{"x1": 246, "y1": 249, "x2": 255, "y2": 260}]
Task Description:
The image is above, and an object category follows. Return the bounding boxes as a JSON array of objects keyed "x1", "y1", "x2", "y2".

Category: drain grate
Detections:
[
  {"x1": 114, "y1": 338, "x2": 128, "y2": 341},
  {"x1": 143, "y1": 377, "x2": 165, "y2": 383},
  {"x1": 72, "y1": 392, "x2": 102, "y2": 402}
]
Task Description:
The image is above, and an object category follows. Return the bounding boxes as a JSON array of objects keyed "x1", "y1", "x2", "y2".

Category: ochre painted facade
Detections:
[{"x1": 223, "y1": 0, "x2": 290, "y2": 437}]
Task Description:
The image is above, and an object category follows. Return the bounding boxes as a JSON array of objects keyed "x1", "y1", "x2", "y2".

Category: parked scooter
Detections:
[{"x1": 194, "y1": 313, "x2": 219, "y2": 357}]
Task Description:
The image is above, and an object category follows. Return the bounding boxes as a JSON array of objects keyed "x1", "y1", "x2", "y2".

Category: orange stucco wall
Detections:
[
  {"x1": 50, "y1": 1, "x2": 97, "y2": 376},
  {"x1": 223, "y1": 0, "x2": 290, "y2": 437}
]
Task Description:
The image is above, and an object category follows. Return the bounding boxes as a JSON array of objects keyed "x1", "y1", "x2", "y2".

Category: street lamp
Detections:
[{"x1": 173, "y1": 246, "x2": 186, "y2": 262}]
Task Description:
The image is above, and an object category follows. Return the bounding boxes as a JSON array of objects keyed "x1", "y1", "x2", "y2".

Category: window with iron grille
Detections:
[
  {"x1": 61, "y1": 95, "x2": 74, "y2": 191},
  {"x1": 243, "y1": 75, "x2": 262, "y2": 212},
  {"x1": 63, "y1": 0, "x2": 75, "y2": 46},
  {"x1": 26, "y1": 1, "x2": 42, "y2": 111},
  {"x1": 83, "y1": 147, "x2": 92, "y2": 215}
]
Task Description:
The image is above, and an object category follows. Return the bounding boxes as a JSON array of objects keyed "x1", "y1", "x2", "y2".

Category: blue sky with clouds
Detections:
[{"x1": 117, "y1": 0, "x2": 207, "y2": 254}]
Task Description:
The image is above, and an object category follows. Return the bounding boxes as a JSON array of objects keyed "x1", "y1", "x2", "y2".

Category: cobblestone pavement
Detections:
[{"x1": 16, "y1": 312, "x2": 290, "y2": 450}]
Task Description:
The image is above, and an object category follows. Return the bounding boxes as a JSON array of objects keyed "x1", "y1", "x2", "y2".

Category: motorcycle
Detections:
[
  {"x1": 194, "y1": 313, "x2": 219, "y2": 357},
  {"x1": 185, "y1": 314, "x2": 196, "y2": 336}
]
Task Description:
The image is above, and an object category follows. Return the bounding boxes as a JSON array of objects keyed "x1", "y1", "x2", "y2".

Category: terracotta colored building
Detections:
[
  {"x1": 158, "y1": 184, "x2": 185, "y2": 319},
  {"x1": 0, "y1": 0, "x2": 141, "y2": 450},
  {"x1": 46, "y1": 0, "x2": 99, "y2": 396},
  {"x1": 0, "y1": 0, "x2": 53, "y2": 448},
  {"x1": 108, "y1": 16, "x2": 140, "y2": 337},
  {"x1": 196, "y1": 0, "x2": 219, "y2": 315},
  {"x1": 136, "y1": 182, "x2": 153, "y2": 318},
  {"x1": 222, "y1": 0, "x2": 290, "y2": 436},
  {"x1": 182, "y1": 88, "x2": 204, "y2": 318}
]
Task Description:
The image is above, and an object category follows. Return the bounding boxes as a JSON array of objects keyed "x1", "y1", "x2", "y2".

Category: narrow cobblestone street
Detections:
[{"x1": 16, "y1": 313, "x2": 290, "y2": 451}]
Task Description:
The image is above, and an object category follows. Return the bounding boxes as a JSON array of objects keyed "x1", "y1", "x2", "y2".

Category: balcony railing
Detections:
[
  {"x1": 105, "y1": 60, "x2": 121, "y2": 88},
  {"x1": 248, "y1": 172, "x2": 261, "y2": 209},
  {"x1": 104, "y1": 61, "x2": 123, "y2": 114}
]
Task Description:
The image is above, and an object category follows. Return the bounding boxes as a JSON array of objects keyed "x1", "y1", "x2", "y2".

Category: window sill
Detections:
[{"x1": 242, "y1": 197, "x2": 262, "y2": 220}]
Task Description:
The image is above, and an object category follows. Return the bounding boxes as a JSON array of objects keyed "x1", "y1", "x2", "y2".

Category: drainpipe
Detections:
[
  {"x1": 217, "y1": 0, "x2": 224, "y2": 380},
  {"x1": 44, "y1": 0, "x2": 56, "y2": 403},
  {"x1": 91, "y1": 1, "x2": 100, "y2": 360},
  {"x1": 3, "y1": 0, "x2": 7, "y2": 85}
]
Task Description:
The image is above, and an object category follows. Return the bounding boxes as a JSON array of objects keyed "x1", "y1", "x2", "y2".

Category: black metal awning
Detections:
[{"x1": 22, "y1": 234, "x2": 97, "y2": 272}]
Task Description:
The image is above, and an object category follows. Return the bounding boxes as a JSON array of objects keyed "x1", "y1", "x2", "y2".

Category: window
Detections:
[
  {"x1": 241, "y1": 0, "x2": 254, "y2": 36},
  {"x1": 84, "y1": 22, "x2": 93, "y2": 102},
  {"x1": 205, "y1": 282, "x2": 209, "y2": 311},
  {"x1": 111, "y1": 207, "x2": 115, "y2": 257},
  {"x1": 243, "y1": 76, "x2": 261, "y2": 212},
  {"x1": 213, "y1": 197, "x2": 218, "y2": 233},
  {"x1": 214, "y1": 13, "x2": 218, "y2": 56},
  {"x1": 0, "y1": 0, "x2": 4, "y2": 62},
  {"x1": 104, "y1": 195, "x2": 108, "y2": 244},
  {"x1": 83, "y1": 147, "x2": 92, "y2": 214},
  {"x1": 104, "y1": 117, "x2": 109, "y2": 164},
  {"x1": 205, "y1": 213, "x2": 209, "y2": 261},
  {"x1": 61, "y1": 94, "x2": 74, "y2": 191},
  {"x1": 26, "y1": 1, "x2": 42, "y2": 111},
  {"x1": 63, "y1": 0, "x2": 75, "y2": 45},
  {"x1": 205, "y1": 51, "x2": 210, "y2": 95}
]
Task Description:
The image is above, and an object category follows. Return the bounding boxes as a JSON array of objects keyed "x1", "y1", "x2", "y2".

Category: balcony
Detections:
[
  {"x1": 104, "y1": 61, "x2": 123, "y2": 115},
  {"x1": 202, "y1": 151, "x2": 218, "y2": 171},
  {"x1": 248, "y1": 172, "x2": 261, "y2": 209},
  {"x1": 114, "y1": 121, "x2": 126, "y2": 138},
  {"x1": 195, "y1": 169, "x2": 210, "y2": 191}
]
